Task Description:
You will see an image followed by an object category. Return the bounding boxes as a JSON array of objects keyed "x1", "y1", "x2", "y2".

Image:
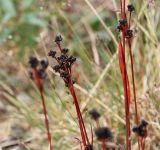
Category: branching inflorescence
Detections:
[
  {"x1": 48, "y1": 35, "x2": 93, "y2": 150},
  {"x1": 28, "y1": 56, "x2": 53, "y2": 150},
  {"x1": 117, "y1": 1, "x2": 148, "y2": 150}
]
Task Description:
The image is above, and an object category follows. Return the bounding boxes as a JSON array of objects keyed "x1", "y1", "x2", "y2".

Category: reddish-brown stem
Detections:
[
  {"x1": 123, "y1": 0, "x2": 126, "y2": 18},
  {"x1": 128, "y1": 12, "x2": 131, "y2": 28},
  {"x1": 69, "y1": 85, "x2": 86, "y2": 146},
  {"x1": 128, "y1": 39, "x2": 141, "y2": 150},
  {"x1": 69, "y1": 84, "x2": 90, "y2": 146},
  {"x1": 96, "y1": 120, "x2": 100, "y2": 128},
  {"x1": 122, "y1": 30, "x2": 131, "y2": 150},
  {"x1": 57, "y1": 43, "x2": 62, "y2": 52},
  {"x1": 33, "y1": 68, "x2": 53, "y2": 150},
  {"x1": 69, "y1": 67, "x2": 90, "y2": 145},
  {"x1": 119, "y1": 0, "x2": 132, "y2": 149},
  {"x1": 90, "y1": 125, "x2": 93, "y2": 145},
  {"x1": 141, "y1": 138, "x2": 146, "y2": 150},
  {"x1": 128, "y1": 40, "x2": 139, "y2": 124},
  {"x1": 120, "y1": 0, "x2": 123, "y2": 18},
  {"x1": 101, "y1": 139, "x2": 106, "y2": 150}
]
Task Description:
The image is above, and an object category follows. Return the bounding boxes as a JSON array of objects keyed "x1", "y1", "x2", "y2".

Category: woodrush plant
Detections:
[
  {"x1": 48, "y1": 35, "x2": 93, "y2": 150},
  {"x1": 117, "y1": 1, "x2": 148, "y2": 150},
  {"x1": 89, "y1": 109, "x2": 112, "y2": 150},
  {"x1": 28, "y1": 56, "x2": 53, "y2": 150}
]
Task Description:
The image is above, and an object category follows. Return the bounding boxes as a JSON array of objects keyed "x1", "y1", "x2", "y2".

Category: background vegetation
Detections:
[{"x1": 0, "y1": 0, "x2": 160, "y2": 149}]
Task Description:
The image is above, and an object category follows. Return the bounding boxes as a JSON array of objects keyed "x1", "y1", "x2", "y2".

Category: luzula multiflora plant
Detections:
[
  {"x1": 117, "y1": 1, "x2": 148, "y2": 150},
  {"x1": 48, "y1": 35, "x2": 93, "y2": 150},
  {"x1": 28, "y1": 57, "x2": 53, "y2": 150},
  {"x1": 89, "y1": 109, "x2": 112, "y2": 150}
]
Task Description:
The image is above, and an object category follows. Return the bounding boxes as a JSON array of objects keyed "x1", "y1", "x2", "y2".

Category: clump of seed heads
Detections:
[{"x1": 48, "y1": 35, "x2": 76, "y2": 87}]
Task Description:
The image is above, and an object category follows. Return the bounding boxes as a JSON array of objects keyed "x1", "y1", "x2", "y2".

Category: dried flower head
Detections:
[
  {"x1": 95, "y1": 127, "x2": 112, "y2": 140},
  {"x1": 48, "y1": 35, "x2": 76, "y2": 87},
  {"x1": 48, "y1": 50, "x2": 56, "y2": 58},
  {"x1": 28, "y1": 56, "x2": 39, "y2": 68},
  {"x1": 28, "y1": 56, "x2": 48, "y2": 80},
  {"x1": 127, "y1": 4, "x2": 135, "y2": 12},
  {"x1": 132, "y1": 119, "x2": 148, "y2": 137},
  {"x1": 89, "y1": 108, "x2": 101, "y2": 121},
  {"x1": 116, "y1": 19, "x2": 127, "y2": 31},
  {"x1": 119, "y1": 19, "x2": 127, "y2": 26},
  {"x1": 125, "y1": 29, "x2": 133, "y2": 38},
  {"x1": 62, "y1": 48, "x2": 69, "y2": 54},
  {"x1": 55, "y1": 34, "x2": 63, "y2": 43}
]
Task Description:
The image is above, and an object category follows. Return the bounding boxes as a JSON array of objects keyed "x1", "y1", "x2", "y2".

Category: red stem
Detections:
[
  {"x1": 33, "y1": 68, "x2": 53, "y2": 150},
  {"x1": 122, "y1": 30, "x2": 131, "y2": 150},
  {"x1": 120, "y1": 0, "x2": 123, "y2": 18},
  {"x1": 69, "y1": 85, "x2": 86, "y2": 146},
  {"x1": 128, "y1": 40, "x2": 139, "y2": 124},
  {"x1": 119, "y1": 0, "x2": 132, "y2": 149},
  {"x1": 101, "y1": 139, "x2": 106, "y2": 150},
  {"x1": 69, "y1": 67, "x2": 90, "y2": 145},
  {"x1": 123, "y1": 0, "x2": 126, "y2": 18},
  {"x1": 69, "y1": 84, "x2": 90, "y2": 146},
  {"x1": 128, "y1": 33, "x2": 141, "y2": 150},
  {"x1": 90, "y1": 125, "x2": 93, "y2": 145}
]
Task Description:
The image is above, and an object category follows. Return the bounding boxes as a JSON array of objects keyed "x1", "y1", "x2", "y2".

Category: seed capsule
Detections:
[
  {"x1": 55, "y1": 35, "x2": 63, "y2": 43},
  {"x1": 48, "y1": 50, "x2": 56, "y2": 58},
  {"x1": 89, "y1": 108, "x2": 101, "y2": 121},
  {"x1": 40, "y1": 59, "x2": 49, "y2": 69},
  {"x1": 95, "y1": 127, "x2": 112, "y2": 140},
  {"x1": 28, "y1": 56, "x2": 39, "y2": 68},
  {"x1": 127, "y1": 4, "x2": 135, "y2": 12}
]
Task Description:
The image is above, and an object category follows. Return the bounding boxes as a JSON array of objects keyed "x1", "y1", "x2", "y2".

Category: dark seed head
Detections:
[
  {"x1": 40, "y1": 59, "x2": 48, "y2": 69},
  {"x1": 85, "y1": 144, "x2": 94, "y2": 150},
  {"x1": 62, "y1": 48, "x2": 69, "y2": 54},
  {"x1": 55, "y1": 35, "x2": 63, "y2": 43},
  {"x1": 52, "y1": 65, "x2": 61, "y2": 72},
  {"x1": 38, "y1": 69, "x2": 47, "y2": 79},
  {"x1": 48, "y1": 50, "x2": 56, "y2": 58},
  {"x1": 59, "y1": 54, "x2": 67, "y2": 62},
  {"x1": 132, "y1": 126, "x2": 138, "y2": 133},
  {"x1": 132, "y1": 119, "x2": 148, "y2": 137},
  {"x1": 89, "y1": 108, "x2": 101, "y2": 121},
  {"x1": 68, "y1": 56, "x2": 76, "y2": 64},
  {"x1": 95, "y1": 127, "x2": 112, "y2": 140},
  {"x1": 119, "y1": 19, "x2": 127, "y2": 26},
  {"x1": 28, "y1": 56, "x2": 39, "y2": 68},
  {"x1": 125, "y1": 29, "x2": 133, "y2": 38},
  {"x1": 116, "y1": 24, "x2": 122, "y2": 31},
  {"x1": 127, "y1": 4, "x2": 135, "y2": 12},
  {"x1": 141, "y1": 119, "x2": 148, "y2": 127},
  {"x1": 60, "y1": 71, "x2": 69, "y2": 78}
]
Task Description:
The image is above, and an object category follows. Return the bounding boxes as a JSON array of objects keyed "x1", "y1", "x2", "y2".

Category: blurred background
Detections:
[{"x1": 0, "y1": 0, "x2": 160, "y2": 149}]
